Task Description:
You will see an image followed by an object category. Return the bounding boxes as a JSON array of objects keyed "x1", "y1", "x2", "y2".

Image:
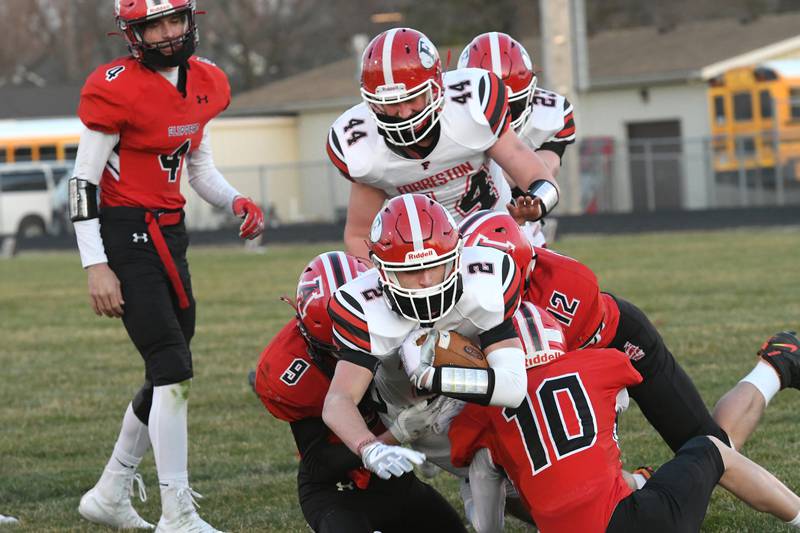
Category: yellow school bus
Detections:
[
  {"x1": 0, "y1": 118, "x2": 82, "y2": 163},
  {"x1": 708, "y1": 59, "x2": 800, "y2": 180}
]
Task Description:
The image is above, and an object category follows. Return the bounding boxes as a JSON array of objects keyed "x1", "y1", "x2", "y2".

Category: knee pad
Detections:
[
  {"x1": 146, "y1": 347, "x2": 193, "y2": 386},
  {"x1": 132, "y1": 381, "x2": 154, "y2": 424}
]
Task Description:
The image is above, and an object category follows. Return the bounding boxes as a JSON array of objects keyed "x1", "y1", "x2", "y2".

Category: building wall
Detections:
[
  {"x1": 579, "y1": 82, "x2": 711, "y2": 210},
  {"x1": 185, "y1": 116, "x2": 302, "y2": 226}
]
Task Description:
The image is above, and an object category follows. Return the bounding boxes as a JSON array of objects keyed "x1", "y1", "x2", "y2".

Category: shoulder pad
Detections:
[
  {"x1": 329, "y1": 104, "x2": 382, "y2": 182},
  {"x1": 193, "y1": 56, "x2": 218, "y2": 67},
  {"x1": 456, "y1": 246, "x2": 521, "y2": 329},
  {"x1": 521, "y1": 88, "x2": 575, "y2": 147},
  {"x1": 441, "y1": 69, "x2": 509, "y2": 151},
  {"x1": 79, "y1": 57, "x2": 140, "y2": 133},
  {"x1": 330, "y1": 271, "x2": 414, "y2": 357}
]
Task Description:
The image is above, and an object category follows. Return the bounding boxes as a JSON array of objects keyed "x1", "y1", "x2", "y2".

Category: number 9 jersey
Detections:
[
  {"x1": 326, "y1": 68, "x2": 513, "y2": 221},
  {"x1": 77, "y1": 56, "x2": 230, "y2": 210}
]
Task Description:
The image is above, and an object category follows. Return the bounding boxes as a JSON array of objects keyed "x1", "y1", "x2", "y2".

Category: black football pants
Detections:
[
  {"x1": 100, "y1": 207, "x2": 195, "y2": 424},
  {"x1": 606, "y1": 295, "x2": 730, "y2": 452}
]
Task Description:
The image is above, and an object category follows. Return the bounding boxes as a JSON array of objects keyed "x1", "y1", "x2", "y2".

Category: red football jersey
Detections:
[
  {"x1": 524, "y1": 247, "x2": 620, "y2": 350},
  {"x1": 254, "y1": 320, "x2": 332, "y2": 422},
  {"x1": 78, "y1": 55, "x2": 230, "y2": 210},
  {"x1": 450, "y1": 348, "x2": 643, "y2": 533}
]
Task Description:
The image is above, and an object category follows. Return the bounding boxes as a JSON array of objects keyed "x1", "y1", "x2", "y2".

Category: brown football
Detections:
[{"x1": 417, "y1": 330, "x2": 489, "y2": 369}]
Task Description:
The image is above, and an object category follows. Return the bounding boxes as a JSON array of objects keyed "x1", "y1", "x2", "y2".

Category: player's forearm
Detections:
[
  {"x1": 186, "y1": 129, "x2": 241, "y2": 210},
  {"x1": 71, "y1": 128, "x2": 118, "y2": 268},
  {"x1": 290, "y1": 418, "x2": 363, "y2": 482},
  {"x1": 322, "y1": 392, "x2": 376, "y2": 455},
  {"x1": 344, "y1": 224, "x2": 371, "y2": 260},
  {"x1": 486, "y1": 347, "x2": 527, "y2": 407}
]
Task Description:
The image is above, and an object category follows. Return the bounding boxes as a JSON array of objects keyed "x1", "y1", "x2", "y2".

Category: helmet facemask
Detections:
[
  {"x1": 508, "y1": 75, "x2": 537, "y2": 134},
  {"x1": 373, "y1": 242, "x2": 462, "y2": 324},
  {"x1": 362, "y1": 79, "x2": 444, "y2": 147}
]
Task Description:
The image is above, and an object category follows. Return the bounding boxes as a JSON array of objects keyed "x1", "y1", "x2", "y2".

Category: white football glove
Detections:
[
  {"x1": 401, "y1": 328, "x2": 437, "y2": 390},
  {"x1": 360, "y1": 442, "x2": 426, "y2": 480},
  {"x1": 389, "y1": 400, "x2": 436, "y2": 444},
  {"x1": 615, "y1": 388, "x2": 630, "y2": 414}
]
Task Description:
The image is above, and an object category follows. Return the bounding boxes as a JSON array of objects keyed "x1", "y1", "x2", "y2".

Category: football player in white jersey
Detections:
[
  {"x1": 322, "y1": 194, "x2": 527, "y2": 478},
  {"x1": 326, "y1": 28, "x2": 559, "y2": 259},
  {"x1": 459, "y1": 32, "x2": 576, "y2": 246}
]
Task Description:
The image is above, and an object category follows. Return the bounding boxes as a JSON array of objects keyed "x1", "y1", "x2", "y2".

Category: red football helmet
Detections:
[
  {"x1": 458, "y1": 32, "x2": 537, "y2": 133},
  {"x1": 513, "y1": 302, "x2": 567, "y2": 368},
  {"x1": 459, "y1": 210, "x2": 534, "y2": 282},
  {"x1": 294, "y1": 251, "x2": 368, "y2": 355},
  {"x1": 369, "y1": 194, "x2": 462, "y2": 323},
  {"x1": 115, "y1": 0, "x2": 198, "y2": 68},
  {"x1": 360, "y1": 28, "x2": 444, "y2": 146}
]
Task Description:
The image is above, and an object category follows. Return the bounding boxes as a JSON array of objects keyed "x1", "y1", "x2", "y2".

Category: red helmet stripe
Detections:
[
  {"x1": 402, "y1": 194, "x2": 425, "y2": 251},
  {"x1": 517, "y1": 302, "x2": 543, "y2": 352},
  {"x1": 489, "y1": 32, "x2": 502, "y2": 77},
  {"x1": 382, "y1": 28, "x2": 399, "y2": 86}
]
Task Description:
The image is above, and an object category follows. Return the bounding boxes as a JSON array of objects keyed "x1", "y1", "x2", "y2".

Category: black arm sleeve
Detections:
[
  {"x1": 537, "y1": 141, "x2": 568, "y2": 159},
  {"x1": 479, "y1": 317, "x2": 519, "y2": 350},
  {"x1": 290, "y1": 417, "x2": 363, "y2": 483}
]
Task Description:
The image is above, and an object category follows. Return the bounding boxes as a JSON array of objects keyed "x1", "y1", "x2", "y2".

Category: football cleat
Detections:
[
  {"x1": 156, "y1": 486, "x2": 224, "y2": 533},
  {"x1": 79, "y1": 471, "x2": 154, "y2": 529},
  {"x1": 0, "y1": 514, "x2": 19, "y2": 525},
  {"x1": 758, "y1": 331, "x2": 800, "y2": 390}
]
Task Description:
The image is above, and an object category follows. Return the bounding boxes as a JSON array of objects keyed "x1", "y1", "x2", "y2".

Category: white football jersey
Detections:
[
  {"x1": 519, "y1": 87, "x2": 575, "y2": 150},
  {"x1": 329, "y1": 246, "x2": 522, "y2": 475},
  {"x1": 329, "y1": 246, "x2": 521, "y2": 418},
  {"x1": 326, "y1": 68, "x2": 513, "y2": 222}
]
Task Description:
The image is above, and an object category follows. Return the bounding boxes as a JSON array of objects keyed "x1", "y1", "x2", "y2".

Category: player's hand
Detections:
[
  {"x1": 758, "y1": 331, "x2": 800, "y2": 359},
  {"x1": 506, "y1": 195, "x2": 544, "y2": 224},
  {"x1": 401, "y1": 328, "x2": 437, "y2": 390},
  {"x1": 232, "y1": 196, "x2": 265, "y2": 240},
  {"x1": 87, "y1": 263, "x2": 124, "y2": 318},
  {"x1": 360, "y1": 441, "x2": 426, "y2": 479}
]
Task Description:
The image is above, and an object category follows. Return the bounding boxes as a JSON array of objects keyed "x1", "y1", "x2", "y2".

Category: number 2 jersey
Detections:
[
  {"x1": 326, "y1": 68, "x2": 513, "y2": 222},
  {"x1": 78, "y1": 55, "x2": 230, "y2": 210},
  {"x1": 328, "y1": 246, "x2": 522, "y2": 422},
  {"x1": 449, "y1": 348, "x2": 643, "y2": 533}
]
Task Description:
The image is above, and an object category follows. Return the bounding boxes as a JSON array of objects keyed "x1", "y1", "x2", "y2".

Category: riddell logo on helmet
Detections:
[
  {"x1": 405, "y1": 249, "x2": 437, "y2": 262},
  {"x1": 525, "y1": 351, "x2": 564, "y2": 368},
  {"x1": 147, "y1": 4, "x2": 172, "y2": 16}
]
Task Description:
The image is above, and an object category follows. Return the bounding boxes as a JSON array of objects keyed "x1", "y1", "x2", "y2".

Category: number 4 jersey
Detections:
[
  {"x1": 449, "y1": 348, "x2": 642, "y2": 533},
  {"x1": 78, "y1": 56, "x2": 230, "y2": 210},
  {"x1": 326, "y1": 68, "x2": 513, "y2": 221}
]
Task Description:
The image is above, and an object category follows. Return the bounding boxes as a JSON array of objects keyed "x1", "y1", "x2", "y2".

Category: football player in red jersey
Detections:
[
  {"x1": 72, "y1": 2, "x2": 264, "y2": 531},
  {"x1": 458, "y1": 32, "x2": 576, "y2": 246},
  {"x1": 459, "y1": 211, "x2": 800, "y2": 456},
  {"x1": 323, "y1": 194, "x2": 527, "y2": 480},
  {"x1": 450, "y1": 303, "x2": 800, "y2": 533},
  {"x1": 253, "y1": 251, "x2": 467, "y2": 533},
  {"x1": 326, "y1": 28, "x2": 559, "y2": 260}
]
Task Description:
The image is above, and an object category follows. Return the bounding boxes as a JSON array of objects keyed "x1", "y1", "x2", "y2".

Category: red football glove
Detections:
[{"x1": 232, "y1": 196, "x2": 265, "y2": 240}]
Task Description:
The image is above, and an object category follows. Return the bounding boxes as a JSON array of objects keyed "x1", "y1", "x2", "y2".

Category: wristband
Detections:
[
  {"x1": 527, "y1": 180, "x2": 559, "y2": 217},
  {"x1": 356, "y1": 436, "x2": 379, "y2": 456}
]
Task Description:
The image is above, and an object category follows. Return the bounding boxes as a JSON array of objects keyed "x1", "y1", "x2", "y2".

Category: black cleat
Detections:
[
  {"x1": 758, "y1": 331, "x2": 800, "y2": 390},
  {"x1": 248, "y1": 369, "x2": 257, "y2": 394}
]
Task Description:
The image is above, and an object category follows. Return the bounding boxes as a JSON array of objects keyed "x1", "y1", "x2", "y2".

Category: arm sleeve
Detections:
[
  {"x1": 186, "y1": 128, "x2": 241, "y2": 211},
  {"x1": 290, "y1": 417, "x2": 364, "y2": 483},
  {"x1": 72, "y1": 128, "x2": 119, "y2": 268},
  {"x1": 486, "y1": 346, "x2": 527, "y2": 407},
  {"x1": 468, "y1": 448, "x2": 507, "y2": 533}
]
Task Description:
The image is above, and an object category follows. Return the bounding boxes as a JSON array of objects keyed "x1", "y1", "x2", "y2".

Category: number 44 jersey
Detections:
[
  {"x1": 326, "y1": 68, "x2": 513, "y2": 222},
  {"x1": 78, "y1": 55, "x2": 230, "y2": 210}
]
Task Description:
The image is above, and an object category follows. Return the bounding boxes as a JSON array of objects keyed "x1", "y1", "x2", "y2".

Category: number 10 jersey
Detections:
[{"x1": 326, "y1": 68, "x2": 513, "y2": 222}]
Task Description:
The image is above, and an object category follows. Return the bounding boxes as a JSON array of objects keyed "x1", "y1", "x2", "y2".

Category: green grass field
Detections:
[{"x1": 1, "y1": 228, "x2": 799, "y2": 532}]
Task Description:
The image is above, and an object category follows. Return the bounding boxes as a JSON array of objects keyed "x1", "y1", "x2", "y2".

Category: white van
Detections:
[{"x1": 0, "y1": 163, "x2": 58, "y2": 238}]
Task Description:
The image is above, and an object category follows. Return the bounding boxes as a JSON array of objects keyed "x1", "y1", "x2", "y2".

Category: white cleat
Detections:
[
  {"x1": 155, "y1": 486, "x2": 224, "y2": 533},
  {"x1": 79, "y1": 471, "x2": 154, "y2": 530},
  {"x1": 0, "y1": 514, "x2": 19, "y2": 526}
]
